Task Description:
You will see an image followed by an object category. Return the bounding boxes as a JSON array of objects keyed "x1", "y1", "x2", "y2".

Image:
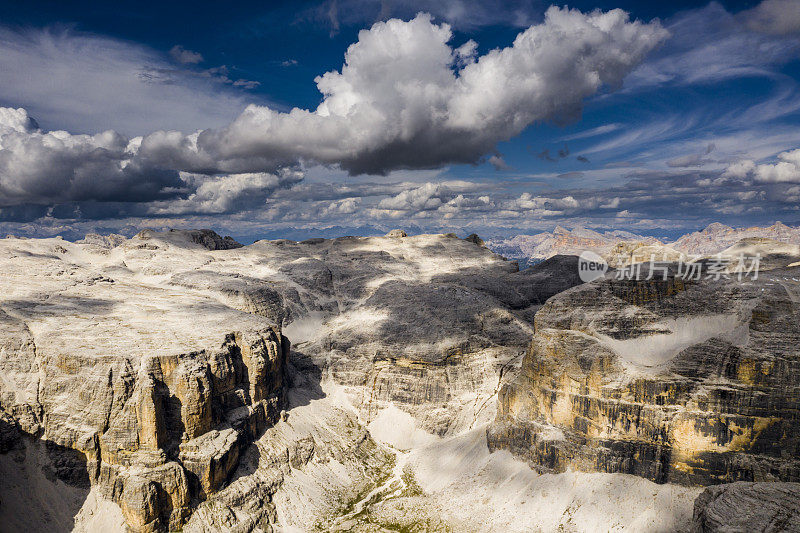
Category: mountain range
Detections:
[
  {"x1": 0, "y1": 227, "x2": 799, "y2": 532},
  {"x1": 486, "y1": 222, "x2": 800, "y2": 266}
]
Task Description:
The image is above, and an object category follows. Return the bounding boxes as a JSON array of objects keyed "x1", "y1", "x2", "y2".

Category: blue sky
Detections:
[{"x1": 0, "y1": 0, "x2": 799, "y2": 241}]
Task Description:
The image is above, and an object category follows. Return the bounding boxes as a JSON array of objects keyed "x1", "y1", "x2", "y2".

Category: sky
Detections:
[{"x1": 0, "y1": 0, "x2": 799, "y2": 242}]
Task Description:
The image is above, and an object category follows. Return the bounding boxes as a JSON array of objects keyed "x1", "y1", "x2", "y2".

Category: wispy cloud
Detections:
[{"x1": 0, "y1": 26, "x2": 263, "y2": 135}]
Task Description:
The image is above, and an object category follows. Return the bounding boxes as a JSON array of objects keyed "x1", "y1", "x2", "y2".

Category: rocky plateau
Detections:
[{"x1": 0, "y1": 227, "x2": 798, "y2": 532}]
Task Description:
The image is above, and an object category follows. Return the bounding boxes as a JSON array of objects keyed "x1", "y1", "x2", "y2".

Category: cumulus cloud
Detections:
[
  {"x1": 0, "y1": 107, "x2": 305, "y2": 210},
  {"x1": 143, "y1": 8, "x2": 667, "y2": 176},
  {"x1": 375, "y1": 181, "x2": 479, "y2": 212},
  {"x1": 488, "y1": 155, "x2": 511, "y2": 171},
  {"x1": 147, "y1": 169, "x2": 304, "y2": 215},
  {"x1": 0, "y1": 107, "x2": 182, "y2": 206},
  {"x1": 724, "y1": 148, "x2": 800, "y2": 182},
  {"x1": 321, "y1": 197, "x2": 361, "y2": 216},
  {"x1": 0, "y1": 7, "x2": 666, "y2": 216}
]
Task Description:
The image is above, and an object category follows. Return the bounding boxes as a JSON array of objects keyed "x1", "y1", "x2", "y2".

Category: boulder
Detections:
[{"x1": 692, "y1": 482, "x2": 800, "y2": 532}]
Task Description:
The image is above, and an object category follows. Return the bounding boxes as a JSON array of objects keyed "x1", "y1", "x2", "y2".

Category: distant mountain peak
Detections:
[
  {"x1": 553, "y1": 225, "x2": 570, "y2": 235},
  {"x1": 701, "y1": 222, "x2": 733, "y2": 234}
]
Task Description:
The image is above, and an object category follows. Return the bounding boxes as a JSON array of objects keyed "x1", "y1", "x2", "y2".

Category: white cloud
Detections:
[
  {"x1": 723, "y1": 159, "x2": 757, "y2": 179},
  {"x1": 724, "y1": 148, "x2": 800, "y2": 183},
  {"x1": 321, "y1": 197, "x2": 361, "y2": 216},
  {"x1": 0, "y1": 107, "x2": 179, "y2": 206},
  {"x1": 154, "y1": 8, "x2": 666, "y2": 175},
  {"x1": 0, "y1": 26, "x2": 257, "y2": 135},
  {"x1": 488, "y1": 155, "x2": 511, "y2": 170},
  {"x1": 755, "y1": 148, "x2": 800, "y2": 182},
  {"x1": 170, "y1": 45, "x2": 204, "y2": 64},
  {"x1": 147, "y1": 169, "x2": 303, "y2": 215},
  {"x1": 0, "y1": 8, "x2": 666, "y2": 211},
  {"x1": 738, "y1": 0, "x2": 800, "y2": 36},
  {"x1": 377, "y1": 183, "x2": 447, "y2": 211}
]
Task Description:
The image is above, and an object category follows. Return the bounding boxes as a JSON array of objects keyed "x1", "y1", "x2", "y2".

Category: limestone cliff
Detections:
[
  {"x1": 0, "y1": 234, "x2": 288, "y2": 532},
  {"x1": 489, "y1": 262, "x2": 800, "y2": 485}
]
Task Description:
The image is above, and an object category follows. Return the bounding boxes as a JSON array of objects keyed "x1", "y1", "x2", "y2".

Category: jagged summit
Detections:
[
  {"x1": 553, "y1": 225, "x2": 570, "y2": 235},
  {"x1": 701, "y1": 222, "x2": 734, "y2": 234},
  {"x1": 671, "y1": 222, "x2": 800, "y2": 256}
]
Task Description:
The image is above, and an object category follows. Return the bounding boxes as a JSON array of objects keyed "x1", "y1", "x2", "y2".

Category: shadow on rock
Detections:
[{"x1": 0, "y1": 419, "x2": 91, "y2": 533}]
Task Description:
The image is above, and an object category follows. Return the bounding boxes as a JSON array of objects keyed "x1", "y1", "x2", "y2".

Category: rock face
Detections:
[
  {"x1": 489, "y1": 261, "x2": 800, "y2": 485},
  {"x1": 258, "y1": 236, "x2": 585, "y2": 435},
  {"x1": 0, "y1": 233, "x2": 287, "y2": 531},
  {"x1": 155, "y1": 231, "x2": 585, "y2": 436},
  {"x1": 691, "y1": 482, "x2": 800, "y2": 532}
]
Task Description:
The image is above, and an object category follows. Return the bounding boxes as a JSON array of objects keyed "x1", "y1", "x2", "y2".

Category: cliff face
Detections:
[
  {"x1": 488, "y1": 264, "x2": 800, "y2": 485},
  {"x1": 0, "y1": 234, "x2": 288, "y2": 532}
]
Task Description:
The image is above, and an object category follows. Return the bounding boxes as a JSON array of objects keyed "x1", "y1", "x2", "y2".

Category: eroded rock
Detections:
[
  {"x1": 0, "y1": 235, "x2": 287, "y2": 531},
  {"x1": 691, "y1": 482, "x2": 800, "y2": 532},
  {"x1": 489, "y1": 265, "x2": 800, "y2": 485}
]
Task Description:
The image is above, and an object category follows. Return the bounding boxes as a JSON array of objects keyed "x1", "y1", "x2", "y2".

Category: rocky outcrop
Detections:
[
  {"x1": 260, "y1": 235, "x2": 586, "y2": 435},
  {"x1": 133, "y1": 229, "x2": 243, "y2": 250},
  {"x1": 32, "y1": 330, "x2": 287, "y2": 532},
  {"x1": 465, "y1": 233, "x2": 485, "y2": 247},
  {"x1": 0, "y1": 236, "x2": 288, "y2": 532},
  {"x1": 489, "y1": 263, "x2": 800, "y2": 485},
  {"x1": 692, "y1": 482, "x2": 800, "y2": 532}
]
